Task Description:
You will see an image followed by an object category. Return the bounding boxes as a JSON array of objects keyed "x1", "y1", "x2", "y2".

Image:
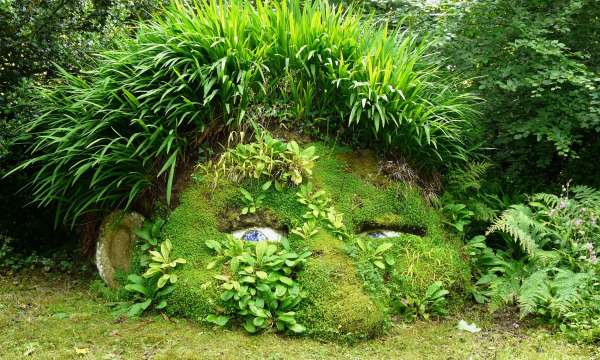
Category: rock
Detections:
[{"x1": 95, "y1": 211, "x2": 144, "y2": 288}]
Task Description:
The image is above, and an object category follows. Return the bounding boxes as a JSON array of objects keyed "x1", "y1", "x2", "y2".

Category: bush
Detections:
[
  {"x1": 365, "y1": 0, "x2": 600, "y2": 189},
  {"x1": 0, "y1": 0, "x2": 169, "y2": 245},
  {"x1": 440, "y1": 0, "x2": 600, "y2": 188},
  {"x1": 10, "y1": 0, "x2": 477, "y2": 226},
  {"x1": 469, "y1": 184, "x2": 600, "y2": 342},
  {"x1": 0, "y1": 0, "x2": 168, "y2": 92}
]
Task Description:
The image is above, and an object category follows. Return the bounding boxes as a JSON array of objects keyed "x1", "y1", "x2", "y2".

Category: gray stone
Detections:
[{"x1": 95, "y1": 211, "x2": 144, "y2": 288}]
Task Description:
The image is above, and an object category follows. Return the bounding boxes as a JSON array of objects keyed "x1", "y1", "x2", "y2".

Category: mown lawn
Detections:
[{"x1": 0, "y1": 272, "x2": 597, "y2": 360}]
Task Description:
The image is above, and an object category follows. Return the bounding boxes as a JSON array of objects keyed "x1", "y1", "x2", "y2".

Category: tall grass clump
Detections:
[{"x1": 10, "y1": 0, "x2": 477, "y2": 226}]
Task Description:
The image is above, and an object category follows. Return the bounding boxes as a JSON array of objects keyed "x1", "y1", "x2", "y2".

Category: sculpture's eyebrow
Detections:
[{"x1": 216, "y1": 207, "x2": 286, "y2": 233}]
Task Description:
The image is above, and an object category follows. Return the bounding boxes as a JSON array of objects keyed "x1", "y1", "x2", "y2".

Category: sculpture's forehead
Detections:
[{"x1": 173, "y1": 145, "x2": 429, "y2": 240}]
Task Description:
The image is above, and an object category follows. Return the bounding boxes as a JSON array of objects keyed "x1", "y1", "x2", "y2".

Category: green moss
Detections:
[
  {"x1": 376, "y1": 234, "x2": 467, "y2": 297},
  {"x1": 139, "y1": 142, "x2": 468, "y2": 341},
  {"x1": 297, "y1": 232, "x2": 387, "y2": 341},
  {"x1": 166, "y1": 266, "x2": 222, "y2": 321}
]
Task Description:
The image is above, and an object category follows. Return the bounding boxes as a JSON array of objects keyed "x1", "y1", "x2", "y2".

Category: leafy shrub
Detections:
[
  {"x1": 0, "y1": 0, "x2": 167, "y2": 92},
  {"x1": 206, "y1": 236, "x2": 311, "y2": 334},
  {"x1": 396, "y1": 281, "x2": 449, "y2": 320},
  {"x1": 202, "y1": 131, "x2": 318, "y2": 190},
  {"x1": 438, "y1": 0, "x2": 600, "y2": 187},
  {"x1": 369, "y1": 0, "x2": 600, "y2": 187},
  {"x1": 122, "y1": 219, "x2": 186, "y2": 317},
  {"x1": 0, "y1": 0, "x2": 169, "y2": 245},
  {"x1": 469, "y1": 184, "x2": 600, "y2": 341},
  {"x1": 10, "y1": 0, "x2": 476, "y2": 226}
]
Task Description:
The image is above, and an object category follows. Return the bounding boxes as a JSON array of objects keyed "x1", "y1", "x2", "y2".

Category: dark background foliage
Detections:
[
  {"x1": 360, "y1": 0, "x2": 600, "y2": 191},
  {"x1": 443, "y1": 0, "x2": 600, "y2": 190},
  {"x1": 0, "y1": 0, "x2": 168, "y2": 251}
]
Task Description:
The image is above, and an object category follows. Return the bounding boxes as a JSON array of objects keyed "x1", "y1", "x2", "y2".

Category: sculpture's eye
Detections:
[
  {"x1": 232, "y1": 227, "x2": 284, "y2": 242},
  {"x1": 360, "y1": 230, "x2": 401, "y2": 239}
]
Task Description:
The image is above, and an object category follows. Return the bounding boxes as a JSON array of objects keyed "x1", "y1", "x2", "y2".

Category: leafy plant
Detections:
[
  {"x1": 204, "y1": 131, "x2": 318, "y2": 191},
  {"x1": 468, "y1": 184, "x2": 600, "y2": 340},
  {"x1": 295, "y1": 183, "x2": 349, "y2": 240},
  {"x1": 123, "y1": 238, "x2": 186, "y2": 317},
  {"x1": 134, "y1": 218, "x2": 165, "y2": 267},
  {"x1": 442, "y1": 203, "x2": 474, "y2": 234},
  {"x1": 355, "y1": 238, "x2": 395, "y2": 270},
  {"x1": 205, "y1": 236, "x2": 311, "y2": 334},
  {"x1": 296, "y1": 183, "x2": 332, "y2": 221},
  {"x1": 135, "y1": 219, "x2": 165, "y2": 250},
  {"x1": 281, "y1": 140, "x2": 319, "y2": 185},
  {"x1": 290, "y1": 221, "x2": 320, "y2": 241},
  {"x1": 239, "y1": 188, "x2": 265, "y2": 215},
  {"x1": 397, "y1": 281, "x2": 450, "y2": 320},
  {"x1": 142, "y1": 239, "x2": 186, "y2": 288}
]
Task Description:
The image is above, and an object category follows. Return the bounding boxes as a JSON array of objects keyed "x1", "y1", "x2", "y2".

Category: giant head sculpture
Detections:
[{"x1": 96, "y1": 136, "x2": 468, "y2": 341}]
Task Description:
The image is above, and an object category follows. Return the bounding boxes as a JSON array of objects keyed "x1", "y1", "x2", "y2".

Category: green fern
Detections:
[
  {"x1": 487, "y1": 273, "x2": 521, "y2": 311},
  {"x1": 530, "y1": 192, "x2": 560, "y2": 209},
  {"x1": 548, "y1": 269, "x2": 590, "y2": 319},
  {"x1": 474, "y1": 184, "x2": 600, "y2": 335},
  {"x1": 571, "y1": 185, "x2": 600, "y2": 210},
  {"x1": 447, "y1": 161, "x2": 492, "y2": 194},
  {"x1": 486, "y1": 204, "x2": 550, "y2": 256},
  {"x1": 518, "y1": 269, "x2": 551, "y2": 317}
]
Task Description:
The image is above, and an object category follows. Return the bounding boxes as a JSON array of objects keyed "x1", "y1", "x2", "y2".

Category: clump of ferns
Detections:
[{"x1": 468, "y1": 183, "x2": 600, "y2": 333}]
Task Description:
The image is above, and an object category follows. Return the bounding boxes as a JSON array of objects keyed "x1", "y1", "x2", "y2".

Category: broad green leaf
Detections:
[{"x1": 207, "y1": 314, "x2": 230, "y2": 326}]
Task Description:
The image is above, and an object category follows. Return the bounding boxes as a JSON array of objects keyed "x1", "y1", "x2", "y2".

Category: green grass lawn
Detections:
[{"x1": 0, "y1": 272, "x2": 597, "y2": 360}]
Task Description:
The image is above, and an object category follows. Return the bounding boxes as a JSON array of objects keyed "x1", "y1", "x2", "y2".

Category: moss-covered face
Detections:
[{"x1": 144, "y1": 143, "x2": 467, "y2": 341}]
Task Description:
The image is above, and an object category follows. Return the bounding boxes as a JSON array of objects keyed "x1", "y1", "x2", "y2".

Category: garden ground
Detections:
[{"x1": 1, "y1": 272, "x2": 597, "y2": 359}]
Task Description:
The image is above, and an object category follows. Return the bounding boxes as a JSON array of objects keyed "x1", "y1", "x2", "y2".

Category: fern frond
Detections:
[
  {"x1": 486, "y1": 204, "x2": 547, "y2": 256},
  {"x1": 488, "y1": 274, "x2": 521, "y2": 311},
  {"x1": 549, "y1": 269, "x2": 590, "y2": 319},
  {"x1": 447, "y1": 161, "x2": 492, "y2": 194},
  {"x1": 468, "y1": 200, "x2": 498, "y2": 222},
  {"x1": 518, "y1": 269, "x2": 551, "y2": 317},
  {"x1": 531, "y1": 192, "x2": 560, "y2": 209},
  {"x1": 571, "y1": 185, "x2": 600, "y2": 210}
]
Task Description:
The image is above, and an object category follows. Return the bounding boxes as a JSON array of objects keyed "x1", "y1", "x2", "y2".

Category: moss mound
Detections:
[{"x1": 153, "y1": 143, "x2": 468, "y2": 341}]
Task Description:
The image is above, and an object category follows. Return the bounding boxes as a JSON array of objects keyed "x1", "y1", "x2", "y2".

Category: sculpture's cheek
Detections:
[{"x1": 96, "y1": 211, "x2": 144, "y2": 288}]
